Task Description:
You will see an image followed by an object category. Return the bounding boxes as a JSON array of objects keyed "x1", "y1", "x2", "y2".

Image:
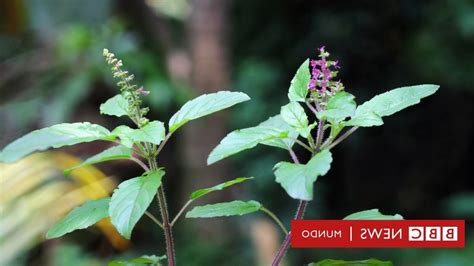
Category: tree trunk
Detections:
[{"x1": 181, "y1": 0, "x2": 231, "y2": 238}]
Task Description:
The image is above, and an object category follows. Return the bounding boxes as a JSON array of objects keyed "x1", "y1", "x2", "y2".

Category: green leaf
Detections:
[
  {"x1": 309, "y1": 258, "x2": 393, "y2": 266},
  {"x1": 100, "y1": 94, "x2": 129, "y2": 117},
  {"x1": 46, "y1": 198, "x2": 110, "y2": 239},
  {"x1": 108, "y1": 255, "x2": 166, "y2": 266},
  {"x1": 111, "y1": 121, "x2": 166, "y2": 148},
  {"x1": 355, "y1": 84, "x2": 439, "y2": 117},
  {"x1": 274, "y1": 150, "x2": 332, "y2": 200},
  {"x1": 207, "y1": 127, "x2": 288, "y2": 165},
  {"x1": 64, "y1": 145, "x2": 133, "y2": 175},
  {"x1": 168, "y1": 91, "x2": 250, "y2": 133},
  {"x1": 280, "y1": 102, "x2": 314, "y2": 138},
  {"x1": 186, "y1": 200, "x2": 262, "y2": 218},
  {"x1": 344, "y1": 111, "x2": 383, "y2": 127},
  {"x1": 207, "y1": 115, "x2": 297, "y2": 164},
  {"x1": 129, "y1": 121, "x2": 166, "y2": 145},
  {"x1": 190, "y1": 177, "x2": 253, "y2": 200},
  {"x1": 317, "y1": 91, "x2": 356, "y2": 123},
  {"x1": 259, "y1": 115, "x2": 299, "y2": 150},
  {"x1": 128, "y1": 255, "x2": 166, "y2": 264},
  {"x1": 112, "y1": 125, "x2": 135, "y2": 148},
  {"x1": 109, "y1": 170, "x2": 164, "y2": 239},
  {"x1": 0, "y1": 122, "x2": 114, "y2": 163},
  {"x1": 343, "y1": 209, "x2": 403, "y2": 220},
  {"x1": 288, "y1": 59, "x2": 310, "y2": 102}
]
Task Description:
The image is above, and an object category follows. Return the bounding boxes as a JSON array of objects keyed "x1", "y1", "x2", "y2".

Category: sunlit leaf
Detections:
[
  {"x1": 343, "y1": 209, "x2": 403, "y2": 220},
  {"x1": 108, "y1": 254, "x2": 167, "y2": 266},
  {"x1": 190, "y1": 177, "x2": 253, "y2": 200},
  {"x1": 0, "y1": 123, "x2": 114, "y2": 163},
  {"x1": 207, "y1": 127, "x2": 287, "y2": 165},
  {"x1": 169, "y1": 91, "x2": 250, "y2": 133},
  {"x1": 309, "y1": 258, "x2": 393, "y2": 266},
  {"x1": 129, "y1": 121, "x2": 166, "y2": 145},
  {"x1": 355, "y1": 84, "x2": 439, "y2": 117},
  {"x1": 343, "y1": 111, "x2": 383, "y2": 127},
  {"x1": 280, "y1": 102, "x2": 314, "y2": 138},
  {"x1": 46, "y1": 198, "x2": 110, "y2": 239},
  {"x1": 64, "y1": 145, "x2": 133, "y2": 175},
  {"x1": 100, "y1": 94, "x2": 129, "y2": 117},
  {"x1": 274, "y1": 150, "x2": 332, "y2": 200},
  {"x1": 317, "y1": 91, "x2": 356, "y2": 124},
  {"x1": 186, "y1": 200, "x2": 262, "y2": 218},
  {"x1": 259, "y1": 115, "x2": 299, "y2": 150},
  {"x1": 109, "y1": 170, "x2": 164, "y2": 239},
  {"x1": 112, "y1": 125, "x2": 135, "y2": 148},
  {"x1": 111, "y1": 121, "x2": 166, "y2": 147},
  {"x1": 288, "y1": 59, "x2": 310, "y2": 102}
]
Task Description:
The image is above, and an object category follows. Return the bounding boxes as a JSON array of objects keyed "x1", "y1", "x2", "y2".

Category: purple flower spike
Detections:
[
  {"x1": 137, "y1": 86, "x2": 150, "y2": 96},
  {"x1": 308, "y1": 79, "x2": 317, "y2": 90},
  {"x1": 323, "y1": 68, "x2": 332, "y2": 80},
  {"x1": 320, "y1": 80, "x2": 328, "y2": 91},
  {"x1": 307, "y1": 46, "x2": 342, "y2": 94}
]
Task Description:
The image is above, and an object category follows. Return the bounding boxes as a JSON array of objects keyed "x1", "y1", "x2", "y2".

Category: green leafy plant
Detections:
[
  {"x1": 205, "y1": 46, "x2": 438, "y2": 265},
  {"x1": 0, "y1": 47, "x2": 438, "y2": 266},
  {"x1": 0, "y1": 49, "x2": 257, "y2": 266},
  {"x1": 308, "y1": 258, "x2": 393, "y2": 266}
]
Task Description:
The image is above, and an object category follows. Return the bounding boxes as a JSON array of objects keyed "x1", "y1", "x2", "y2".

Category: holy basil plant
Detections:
[
  {"x1": 0, "y1": 49, "x2": 263, "y2": 266},
  {"x1": 0, "y1": 47, "x2": 438, "y2": 266},
  {"x1": 204, "y1": 47, "x2": 438, "y2": 265}
]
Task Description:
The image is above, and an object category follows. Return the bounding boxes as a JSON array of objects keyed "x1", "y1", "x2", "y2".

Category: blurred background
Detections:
[{"x1": 0, "y1": 0, "x2": 473, "y2": 265}]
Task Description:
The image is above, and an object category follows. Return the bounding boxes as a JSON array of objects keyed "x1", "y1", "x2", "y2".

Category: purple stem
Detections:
[
  {"x1": 272, "y1": 115, "x2": 326, "y2": 265},
  {"x1": 272, "y1": 148, "x2": 307, "y2": 266},
  {"x1": 271, "y1": 200, "x2": 307, "y2": 266}
]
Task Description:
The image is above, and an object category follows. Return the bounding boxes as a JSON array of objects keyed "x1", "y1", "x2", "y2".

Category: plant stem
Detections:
[
  {"x1": 294, "y1": 139, "x2": 313, "y2": 153},
  {"x1": 326, "y1": 126, "x2": 359, "y2": 150},
  {"x1": 109, "y1": 52, "x2": 174, "y2": 264},
  {"x1": 305, "y1": 101, "x2": 318, "y2": 116},
  {"x1": 288, "y1": 148, "x2": 300, "y2": 164},
  {"x1": 307, "y1": 133, "x2": 316, "y2": 150},
  {"x1": 272, "y1": 149, "x2": 307, "y2": 266},
  {"x1": 157, "y1": 186, "x2": 175, "y2": 266},
  {"x1": 171, "y1": 199, "x2": 193, "y2": 226},
  {"x1": 149, "y1": 158, "x2": 176, "y2": 266},
  {"x1": 145, "y1": 211, "x2": 164, "y2": 229},
  {"x1": 156, "y1": 133, "x2": 172, "y2": 157},
  {"x1": 272, "y1": 118, "x2": 327, "y2": 265},
  {"x1": 314, "y1": 120, "x2": 325, "y2": 152},
  {"x1": 261, "y1": 207, "x2": 289, "y2": 235},
  {"x1": 271, "y1": 200, "x2": 307, "y2": 266},
  {"x1": 320, "y1": 136, "x2": 333, "y2": 149},
  {"x1": 136, "y1": 143, "x2": 148, "y2": 156},
  {"x1": 129, "y1": 157, "x2": 150, "y2": 171}
]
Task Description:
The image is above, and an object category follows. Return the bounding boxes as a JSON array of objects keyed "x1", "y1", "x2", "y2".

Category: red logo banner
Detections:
[{"x1": 291, "y1": 220, "x2": 465, "y2": 248}]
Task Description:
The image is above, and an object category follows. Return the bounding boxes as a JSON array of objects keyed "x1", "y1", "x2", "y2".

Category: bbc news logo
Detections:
[
  {"x1": 408, "y1": 226, "x2": 458, "y2": 241},
  {"x1": 291, "y1": 220, "x2": 464, "y2": 248}
]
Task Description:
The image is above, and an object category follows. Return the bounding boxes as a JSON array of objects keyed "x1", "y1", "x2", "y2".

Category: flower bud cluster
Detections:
[
  {"x1": 103, "y1": 49, "x2": 150, "y2": 126},
  {"x1": 308, "y1": 46, "x2": 344, "y2": 96}
]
